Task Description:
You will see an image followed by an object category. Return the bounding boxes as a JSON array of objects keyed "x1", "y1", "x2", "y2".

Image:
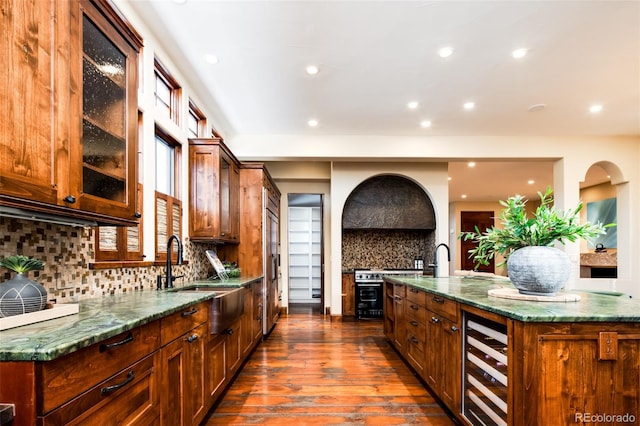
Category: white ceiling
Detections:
[{"x1": 127, "y1": 0, "x2": 638, "y2": 201}]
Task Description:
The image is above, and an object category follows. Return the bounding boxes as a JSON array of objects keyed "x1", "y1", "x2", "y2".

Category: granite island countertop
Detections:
[
  {"x1": 384, "y1": 275, "x2": 640, "y2": 322},
  {"x1": 0, "y1": 276, "x2": 262, "y2": 361}
]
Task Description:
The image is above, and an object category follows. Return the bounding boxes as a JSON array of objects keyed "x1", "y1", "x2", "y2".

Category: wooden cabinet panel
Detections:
[
  {"x1": 160, "y1": 321, "x2": 207, "y2": 426},
  {"x1": 342, "y1": 273, "x2": 355, "y2": 316},
  {"x1": 40, "y1": 353, "x2": 159, "y2": 425},
  {"x1": 225, "y1": 319, "x2": 242, "y2": 376},
  {"x1": 240, "y1": 286, "x2": 254, "y2": 356},
  {"x1": 0, "y1": 0, "x2": 58, "y2": 205},
  {"x1": 188, "y1": 138, "x2": 240, "y2": 242},
  {"x1": 252, "y1": 280, "x2": 264, "y2": 342},
  {"x1": 0, "y1": 0, "x2": 141, "y2": 225},
  {"x1": 38, "y1": 320, "x2": 160, "y2": 414},
  {"x1": 206, "y1": 334, "x2": 227, "y2": 404},
  {"x1": 160, "y1": 301, "x2": 209, "y2": 345},
  {"x1": 426, "y1": 293, "x2": 458, "y2": 322}
]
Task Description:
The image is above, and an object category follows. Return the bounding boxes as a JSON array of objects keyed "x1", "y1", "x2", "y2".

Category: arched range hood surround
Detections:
[{"x1": 342, "y1": 175, "x2": 436, "y2": 230}]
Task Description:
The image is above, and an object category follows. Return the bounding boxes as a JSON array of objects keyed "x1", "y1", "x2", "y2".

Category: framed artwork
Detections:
[{"x1": 586, "y1": 197, "x2": 617, "y2": 249}]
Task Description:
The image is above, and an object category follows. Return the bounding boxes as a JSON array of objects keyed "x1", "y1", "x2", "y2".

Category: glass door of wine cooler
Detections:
[{"x1": 462, "y1": 312, "x2": 508, "y2": 426}]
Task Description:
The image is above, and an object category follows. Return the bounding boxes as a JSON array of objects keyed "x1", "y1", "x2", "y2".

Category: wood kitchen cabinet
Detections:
[
  {"x1": 219, "y1": 163, "x2": 281, "y2": 336},
  {"x1": 405, "y1": 286, "x2": 427, "y2": 376},
  {"x1": 342, "y1": 272, "x2": 355, "y2": 317},
  {"x1": 0, "y1": 0, "x2": 142, "y2": 225},
  {"x1": 159, "y1": 302, "x2": 209, "y2": 426},
  {"x1": 425, "y1": 294, "x2": 461, "y2": 412},
  {"x1": 188, "y1": 138, "x2": 240, "y2": 243}
]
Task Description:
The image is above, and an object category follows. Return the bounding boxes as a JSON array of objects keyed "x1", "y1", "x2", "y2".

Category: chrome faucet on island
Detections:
[
  {"x1": 157, "y1": 234, "x2": 184, "y2": 289},
  {"x1": 429, "y1": 243, "x2": 450, "y2": 278}
]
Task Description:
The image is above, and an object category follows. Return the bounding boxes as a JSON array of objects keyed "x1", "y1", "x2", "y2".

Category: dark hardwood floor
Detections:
[{"x1": 203, "y1": 306, "x2": 456, "y2": 425}]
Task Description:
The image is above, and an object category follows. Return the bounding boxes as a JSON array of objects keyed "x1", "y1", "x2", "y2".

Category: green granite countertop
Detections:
[
  {"x1": 0, "y1": 276, "x2": 262, "y2": 362},
  {"x1": 384, "y1": 275, "x2": 640, "y2": 322}
]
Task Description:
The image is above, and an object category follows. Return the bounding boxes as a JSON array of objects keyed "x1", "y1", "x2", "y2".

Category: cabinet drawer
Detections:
[
  {"x1": 393, "y1": 283, "x2": 406, "y2": 298},
  {"x1": 40, "y1": 353, "x2": 159, "y2": 425},
  {"x1": 426, "y1": 294, "x2": 458, "y2": 322},
  {"x1": 405, "y1": 302, "x2": 426, "y2": 323},
  {"x1": 406, "y1": 319, "x2": 426, "y2": 347},
  {"x1": 406, "y1": 286, "x2": 426, "y2": 307},
  {"x1": 161, "y1": 301, "x2": 209, "y2": 345},
  {"x1": 38, "y1": 320, "x2": 160, "y2": 414}
]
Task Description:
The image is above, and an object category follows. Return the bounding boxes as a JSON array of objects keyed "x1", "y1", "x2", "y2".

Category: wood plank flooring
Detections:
[{"x1": 203, "y1": 305, "x2": 456, "y2": 425}]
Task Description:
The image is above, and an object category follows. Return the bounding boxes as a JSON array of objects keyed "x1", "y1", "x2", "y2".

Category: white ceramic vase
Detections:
[{"x1": 506, "y1": 246, "x2": 571, "y2": 296}]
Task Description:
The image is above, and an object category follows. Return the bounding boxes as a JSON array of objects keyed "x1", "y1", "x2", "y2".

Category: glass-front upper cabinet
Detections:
[
  {"x1": 74, "y1": 0, "x2": 142, "y2": 222},
  {"x1": 82, "y1": 15, "x2": 126, "y2": 203}
]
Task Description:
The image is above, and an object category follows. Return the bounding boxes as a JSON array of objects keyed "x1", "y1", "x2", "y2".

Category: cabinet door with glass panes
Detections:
[{"x1": 73, "y1": 0, "x2": 141, "y2": 222}]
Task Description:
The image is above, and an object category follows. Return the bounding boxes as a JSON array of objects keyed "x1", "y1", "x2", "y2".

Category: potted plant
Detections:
[
  {"x1": 0, "y1": 255, "x2": 47, "y2": 317},
  {"x1": 459, "y1": 187, "x2": 612, "y2": 295}
]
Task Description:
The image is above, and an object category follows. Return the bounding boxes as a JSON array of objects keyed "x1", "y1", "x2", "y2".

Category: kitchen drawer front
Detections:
[
  {"x1": 426, "y1": 294, "x2": 458, "y2": 322},
  {"x1": 161, "y1": 301, "x2": 209, "y2": 345},
  {"x1": 40, "y1": 352, "x2": 159, "y2": 425},
  {"x1": 405, "y1": 302, "x2": 426, "y2": 324},
  {"x1": 406, "y1": 286, "x2": 426, "y2": 307},
  {"x1": 406, "y1": 318, "x2": 426, "y2": 348},
  {"x1": 38, "y1": 320, "x2": 160, "y2": 413},
  {"x1": 393, "y1": 283, "x2": 406, "y2": 298}
]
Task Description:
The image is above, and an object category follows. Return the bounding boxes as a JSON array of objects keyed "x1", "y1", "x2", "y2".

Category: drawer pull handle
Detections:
[
  {"x1": 410, "y1": 304, "x2": 419, "y2": 311},
  {"x1": 186, "y1": 333, "x2": 199, "y2": 343},
  {"x1": 431, "y1": 316, "x2": 440, "y2": 324},
  {"x1": 450, "y1": 326, "x2": 459, "y2": 332},
  {"x1": 432, "y1": 296, "x2": 445, "y2": 304},
  {"x1": 101, "y1": 371, "x2": 134, "y2": 395},
  {"x1": 99, "y1": 332, "x2": 134, "y2": 352},
  {"x1": 181, "y1": 307, "x2": 198, "y2": 317},
  {"x1": 409, "y1": 336, "x2": 419, "y2": 344},
  {"x1": 410, "y1": 320, "x2": 419, "y2": 326},
  {"x1": 409, "y1": 288, "x2": 418, "y2": 293}
]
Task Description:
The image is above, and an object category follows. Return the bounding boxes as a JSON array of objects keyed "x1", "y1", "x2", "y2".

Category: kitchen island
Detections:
[
  {"x1": 383, "y1": 275, "x2": 640, "y2": 426},
  {"x1": 0, "y1": 277, "x2": 264, "y2": 425}
]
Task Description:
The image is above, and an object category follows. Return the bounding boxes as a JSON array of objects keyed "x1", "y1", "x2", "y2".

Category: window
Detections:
[
  {"x1": 155, "y1": 126, "x2": 182, "y2": 263},
  {"x1": 154, "y1": 57, "x2": 181, "y2": 125},
  {"x1": 188, "y1": 99, "x2": 207, "y2": 138}
]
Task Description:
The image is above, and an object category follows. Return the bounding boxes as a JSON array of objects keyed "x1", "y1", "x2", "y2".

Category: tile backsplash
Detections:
[
  {"x1": 0, "y1": 217, "x2": 216, "y2": 303},
  {"x1": 342, "y1": 229, "x2": 435, "y2": 270}
]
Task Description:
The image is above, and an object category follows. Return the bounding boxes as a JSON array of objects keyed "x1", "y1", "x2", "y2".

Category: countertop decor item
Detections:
[
  {"x1": 459, "y1": 187, "x2": 612, "y2": 295},
  {"x1": 0, "y1": 255, "x2": 47, "y2": 317}
]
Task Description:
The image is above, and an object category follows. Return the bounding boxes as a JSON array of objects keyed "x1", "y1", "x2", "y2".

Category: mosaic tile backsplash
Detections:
[
  {"x1": 0, "y1": 217, "x2": 218, "y2": 304},
  {"x1": 342, "y1": 229, "x2": 435, "y2": 271}
]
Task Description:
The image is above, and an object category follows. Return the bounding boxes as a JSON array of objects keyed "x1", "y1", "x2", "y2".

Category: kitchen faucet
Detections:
[
  {"x1": 158, "y1": 234, "x2": 184, "y2": 289},
  {"x1": 430, "y1": 243, "x2": 450, "y2": 278}
]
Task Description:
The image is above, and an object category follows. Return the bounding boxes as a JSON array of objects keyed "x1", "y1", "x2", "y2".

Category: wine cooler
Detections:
[{"x1": 462, "y1": 313, "x2": 508, "y2": 426}]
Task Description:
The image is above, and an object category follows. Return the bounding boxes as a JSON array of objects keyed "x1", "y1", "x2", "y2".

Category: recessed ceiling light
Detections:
[
  {"x1": 528, "y1": 103, "x2": 546, "y2": 112},
  {"x1": 407, "y1": 101, "x2": 419, "y2": 110},
  {"x1": 306, "y1": 65, "x2": 319, "y2": 75},
  {"x1": 528, "y1": 179, "x2": 535, "y2": 185},
  {"x1": 204, "y1": 54, "x2": 219, "y2": 64},
  {"x1": 307, "y1": 119, "x2": 318, "y2": 127},
  {"x1": 463, "y1": 101, "x2": 475, "y2": 110},
  {"x1": 438, "y1": 46, "x2": 454, "y2": 58},
  {"x1": 461, "y1": 194, "x2": 467, "y2": 199},
  {"x1": 420, "y1": 120, "x2": 432, "y2": 128},
  {"x1": 468, "y1": 161, "x2": 476, "y2": 168},
  {"x1": 589, "y1": 104, "x2": 603, "y2": 113},
  {"x1": 512, "y1": 48, "x2": 528, "y2": 59}
]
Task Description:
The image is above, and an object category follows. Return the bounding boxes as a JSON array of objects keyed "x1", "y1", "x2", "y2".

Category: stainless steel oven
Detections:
[{"x1": 354, "y1": 269, "x2": 422, "y2": 319}]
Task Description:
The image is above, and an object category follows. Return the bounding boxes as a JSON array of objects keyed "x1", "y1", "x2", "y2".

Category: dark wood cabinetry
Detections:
[
  {"x1": 0, "y1": 0, "x2": 142, "y2": 225},
  {"x1": 188, "y1": 138, "x2": 240, "y2": 243},
  {"x1": 341, "y1": 273, "x2": 355, "y2": 316}
]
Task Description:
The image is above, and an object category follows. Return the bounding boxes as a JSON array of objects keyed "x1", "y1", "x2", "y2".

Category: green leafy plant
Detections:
[
  {"x1": 0, "y1": 255, "x2": 45, "y2": 274},
  {"x1": 459, "y1": 187, "x2": 613, "y2": 268}
]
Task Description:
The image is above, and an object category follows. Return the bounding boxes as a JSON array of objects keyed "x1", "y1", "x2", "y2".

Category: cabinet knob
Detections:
[
  {"x1": 63, "y1": 195, "x2": 76, "y2": 204},
  {"x1": 431, "y1": 316, "x2": 440, "y2": 323},
  {"x1": 451, "y1": 326, "x2": 459, "y2": 332},
  {"x1": 134, "y1": 211, "x2": 142, "y2": 218}
]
